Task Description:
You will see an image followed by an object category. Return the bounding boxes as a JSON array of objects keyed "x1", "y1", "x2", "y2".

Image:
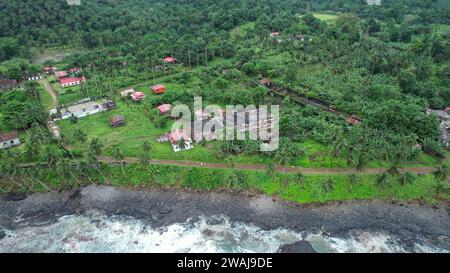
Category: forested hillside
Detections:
[{"x1": 0, "y1": 0, "x2": 448, "y2": 199}]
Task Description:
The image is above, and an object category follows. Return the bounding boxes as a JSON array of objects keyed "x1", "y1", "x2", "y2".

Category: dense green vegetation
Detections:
[
  {"x1": 0, "y1": 0, "x2": 448, "y2": 202},
  {"x1": 1, "y1": 162, "x2": 448, "y2": 204}
]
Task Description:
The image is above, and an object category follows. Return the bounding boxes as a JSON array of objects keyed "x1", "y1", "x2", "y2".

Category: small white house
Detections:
[
  {"x1": 0, "y1": 131, "x2": 20, "y2": 149},
  {"x1": 168, "y1": 129, "x2": 193, "y2": 152}
]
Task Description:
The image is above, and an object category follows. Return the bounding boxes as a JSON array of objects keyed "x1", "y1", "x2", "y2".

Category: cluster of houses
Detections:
[
  {"x1": 155, "y1": 106, "x2": 276, "y2": 152},
  {"x1": 163, "y1": 57, "x2": 177, "y2": 64},
  {"x1": 120, "y1": 88, "x2": 146, "y2": 102}
]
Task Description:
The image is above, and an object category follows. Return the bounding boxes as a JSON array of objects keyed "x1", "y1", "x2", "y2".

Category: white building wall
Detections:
[{"x1": 0, "y1": 138, "x2": 20, "y2": 149}]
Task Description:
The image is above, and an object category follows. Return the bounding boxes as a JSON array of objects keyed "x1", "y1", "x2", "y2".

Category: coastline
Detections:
[{"x1": 0, "y1": 185, "x2": 449, "y2": 250}]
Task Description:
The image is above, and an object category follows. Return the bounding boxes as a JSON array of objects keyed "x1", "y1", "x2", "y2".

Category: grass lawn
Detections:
[
  {"x1": 312, "y1": 13, "x2": 338, "y2": 23},
  {"x1": 231, "y1": 22, "x2": 255, "y2": 40},
  {"x1": 38, "y1": 84, "x2": 53, "y2": 110}
]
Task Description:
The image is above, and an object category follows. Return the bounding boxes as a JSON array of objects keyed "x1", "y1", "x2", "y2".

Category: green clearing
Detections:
[
  {"x1": 38, "y1": 84, "x2": 53, "y2": 110},
  {"x1": 312, "y1": 13, "x2": 338, "y2": 23},
  {"x1": 231, "y1": 22, "x2": 255, "y2": 40},
  {"x1": 29, "y1": 46, "x2": 84, "y2": 65}
]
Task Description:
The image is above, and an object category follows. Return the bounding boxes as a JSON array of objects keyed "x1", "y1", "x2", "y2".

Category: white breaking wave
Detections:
[{"x1": 0, "y1": 210, "x2": 447, "y2": 253}]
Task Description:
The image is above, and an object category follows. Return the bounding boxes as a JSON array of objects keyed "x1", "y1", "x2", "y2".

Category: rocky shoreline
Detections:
[{"x1": 0, "y1": 185, "x2": 449, "y2": 251}]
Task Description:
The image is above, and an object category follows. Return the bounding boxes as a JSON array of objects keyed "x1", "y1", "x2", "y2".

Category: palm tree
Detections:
[
  {"x1": 275, "y1": 148, "x2": 291, "y2": 166},
  {"x1": 322, "y1": 178, "x2": 334, "y2": 193},
  {"x1": 28, "y1": 167, "x2": 52, "y2": 191},
  {"x1": 56, "y1": 158, "x2": 75, "y2": 189},
  {"x1": 113, "y1": 146, "x2": 126, "y2": 177},
  {"x1": 376, "y1": 173, "x2": 390, "y2": 188},
  {"x1": 225, "y1": 156, "x2": 236, "y2": 169},
  {"x1": 143, "y1": 141, "x2": 152, "y2": 154},
  {"x1": 177, "y1": 139, "x2": 188, "y2": 162},
  {"x1": 330, "y1": 130, "x2": 345, "y2": 157},
  {"x1": 177, "y1": 139, "x2": 187, "y2": 151},
  {"x1": 386, "y1": 161, "x2": 400, "y2": 177},
  {"x1": 354, "y1": 151, "x2": 369, "y2": 171},
  {"x1": 434, "y1": 181, "x2": 447, "y2": 195},
  {"x1": 266, "y1": 161, "x2": 277, "y2": 178},
  {"x1": 74, "y1": 128, "x2": 87, "y2": 144},
  {"x1": 25, "y1": 81, "x2": 40, "y2": 101},
  {"x1": 84, "y1": 148, "x2": 108, "y2": 184},
  {"x1": 295, "y1": 171, "x2": 306, "y2": 185},
  {"x1": 0, "y1": 150, "x2": 31, "y2": 191},
  {"x1": 44, "y1": 145, "x2": 62, "y2": 171},
  {"x1": 432, "y1": 163, "x2": 448, "y2": 182},
  {"x1": 89, "y1": 138, "x2": 103, "y2": 156},
  {"x1": 139, "y1": 151, "x2": 151, "y2": 166},
  {"x1": 348, "y1": 173, "x2": 358, "y2": 189},
  {"x1": 398, "y1": 172, "x2": 415, "y2": 186}
]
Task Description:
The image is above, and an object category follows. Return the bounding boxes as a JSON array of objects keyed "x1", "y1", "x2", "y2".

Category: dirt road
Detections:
[
  {"x1": 40, "y1": 78, "x2": 58, "y2": 108},
  {"x1": 97, "y1": 156, "x2": 435, "y2": 175}
]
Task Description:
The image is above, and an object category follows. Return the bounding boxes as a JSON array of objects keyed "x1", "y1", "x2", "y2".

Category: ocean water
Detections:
[{"x1": 0, "y1": 211, "x2": 447, "y2": 253}]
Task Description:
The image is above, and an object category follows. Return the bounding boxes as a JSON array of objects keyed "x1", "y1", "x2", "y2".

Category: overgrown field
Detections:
[{"x1": 4, "y1": 163, "x2": 447, "y2": 205}]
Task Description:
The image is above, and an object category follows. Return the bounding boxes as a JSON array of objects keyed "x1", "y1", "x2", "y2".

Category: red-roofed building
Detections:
[
  {"x1": 69, "y1": 67, "x2": 80, "y2": 73},
  {"x1": 60, "y1": 76, "x2": 86, "y2": 88},
  {"x1": 168, "y1": 129, "x2": 193, "y2": 152},
  {"x1": 163, "y1": 57, "x2": 176, "y2": 64},
  {"x1": 130, "y1": 91, "x2": 145, "y2": 102},
  {"x1": 44, "y1": 66, "x2": 57, "y2": 74},
  {"x1": 346, "y1": 115, "x2": 361, "y2": 126},
  {"x1": 157, "y1": 104, "x2": 172, "y2": 115},
  {"x1": 270, "y1": 32, "x2": 280, "y2": 37},
  {"x1": 0, "y1": 130, "x2": 20, "y2": 149},
  {"x1": 55, "y1": 71, "x2": 68, "y2": 79},
  {"x1": 152, "y1": 84, "x2": 166, "y2": 95}
]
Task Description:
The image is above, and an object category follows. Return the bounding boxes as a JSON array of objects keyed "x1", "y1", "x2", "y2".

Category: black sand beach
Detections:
[{"x1": 0, "y1": 186, "x2": 449, "y2": 251}]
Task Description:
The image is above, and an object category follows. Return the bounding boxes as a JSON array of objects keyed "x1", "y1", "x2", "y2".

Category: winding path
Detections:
[{"x1": 40, "y1": 78, "x2": 58, "y2": 108}]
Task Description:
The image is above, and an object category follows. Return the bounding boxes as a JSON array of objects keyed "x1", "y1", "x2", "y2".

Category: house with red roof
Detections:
[
  {"x1": 69, "y1": 67, "x2": 80, "y2": 73},
  {"x1": 163, "y1": 57, "x2": 176, "y2": 64},
  {"x1": 130, "y1": 91, "x2": 145, "y2": 102},
  {"x1": 44, "y1": 66, "x2": 57, "y2": 74},
  {"x1": 55, "y1": 71, "x2": 68, "y2": 79},
  {"x1": 152, "y1": 84, "x2": 166, "y2": 95},
  {"x1": 0, "y1": 130, "x2": 20, "y2": 149},
  {"x1": 157, "y1": 104, "x2": 172, "y2": 115},
  {"x1": 120, "y1": 88, "x2": 136, "y2": 97},
  {"x1": 60, "y1": 76, "x2": 86, "y2": 88},
  {"x1": 346, "y1": 115, "x2": 361, "y2": 126},
  {"x1": 270, "y1": 32, "x2": 280, "y2": 37},
  {"x1": 168, "y1": 129, "x2": 193, "y2": 152}
]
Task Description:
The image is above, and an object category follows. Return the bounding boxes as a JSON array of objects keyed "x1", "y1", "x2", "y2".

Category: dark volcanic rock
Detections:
[
  {"x1": 277, "y1": 241, "x2": 316, "y2": 253},
  {"x1": 0, "y1": 185, "x2": 449, "y2": 251},
  {"x1": 3, "y1": 193, "x2": 27, "y2": 202}
]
